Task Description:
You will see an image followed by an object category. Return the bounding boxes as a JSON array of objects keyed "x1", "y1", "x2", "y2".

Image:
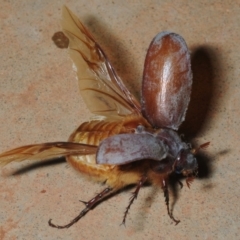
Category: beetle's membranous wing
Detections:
[
  {"x1": 0, "y1": 142, "x2": 97, "y2": 166},
  {"x1": 96, "y1": 133, "x2": 168, "y2": 165},
  {"x1": 62, "y1": 6, "x2": 141, "y2": 119},
  {"x1": 142, "y1": 32, "x2": 192, "y2": 130}
]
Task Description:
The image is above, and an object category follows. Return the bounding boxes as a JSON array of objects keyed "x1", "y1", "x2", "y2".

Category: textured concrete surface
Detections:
[{"x1": 0, "y1": 1, "x2": 239, "y2": 239}]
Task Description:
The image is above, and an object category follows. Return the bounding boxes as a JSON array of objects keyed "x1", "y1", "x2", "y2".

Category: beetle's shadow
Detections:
[
  {"x1": 180, "y1": 46, "x2": 216, "y2": 138},
  {"x1": 84, "y1": 15, "x2": 141, "y2": 99},
  {"x1": 9, "y1": 157, "x2": 66, "y2": 176},
  {"x1": 179, "y1": 46, "x2": 224, "y2": 179}
]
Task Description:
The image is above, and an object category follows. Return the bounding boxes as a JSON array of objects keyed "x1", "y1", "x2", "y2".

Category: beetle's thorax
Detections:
[{"x1": 148, "y1": 128, "x2": 198, "y2": 176}]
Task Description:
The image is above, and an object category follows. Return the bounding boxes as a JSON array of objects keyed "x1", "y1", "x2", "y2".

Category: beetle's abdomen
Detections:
[
  {"x1": 66, "y1": 115, "x2": 151, "y2": 184},
  {"x1": 69, "y1": 115, "x2": 150, "y2": 145},
  {"x1": 69, "y1": 120, "x2": 122, "y2": 146}
]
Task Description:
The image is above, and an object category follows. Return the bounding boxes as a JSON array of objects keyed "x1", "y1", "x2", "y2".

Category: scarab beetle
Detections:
[{"x1": 0, "y1": 6, "x2": 209, "y2": 228}]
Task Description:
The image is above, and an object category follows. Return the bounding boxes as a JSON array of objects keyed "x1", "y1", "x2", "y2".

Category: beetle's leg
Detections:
[
  {"x1": 186, "y1": 176, "x2": 195, "y2": 188},
  {"x1": 48, "y1": 187, "x2": 113, "y2": 229},
  {"x1": 177, "y1": 180, "x2": 183, "y2": 189},
  {"x1": 122, "y1": 175, "x2": 148, "y2": 225},
  {"x1": 162, "y1": 178, "x2": 180, "y2": 225}
]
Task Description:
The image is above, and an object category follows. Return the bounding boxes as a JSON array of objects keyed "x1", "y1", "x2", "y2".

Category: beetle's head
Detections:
[{"x1": 174, "y1": 149, "x2": 198, "y2": 176}]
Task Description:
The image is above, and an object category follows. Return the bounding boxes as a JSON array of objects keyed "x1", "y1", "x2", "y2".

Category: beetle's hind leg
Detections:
[
  {"x1": 122, "y1": 175, "x2": 148, "y2": 225},
  {"x1": 162, "y1": 178, "x2": 180, "y2": 225},
  {"x1": 48, "y1": 187, "x2": 113, "y2": 229}
]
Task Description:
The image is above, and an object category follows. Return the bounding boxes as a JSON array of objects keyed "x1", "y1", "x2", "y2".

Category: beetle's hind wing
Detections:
[
  {"x1": 0, "y1": 142, "x2": 97, "y2": 166},
  {"x1": 62, "y1": 6, "x2": 141, "y2": 119}
]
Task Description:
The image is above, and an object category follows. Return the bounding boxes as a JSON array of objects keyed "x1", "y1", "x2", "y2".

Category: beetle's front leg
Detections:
[{"x1": 162, "y1": 178, "x2": 180, "y2": 225}]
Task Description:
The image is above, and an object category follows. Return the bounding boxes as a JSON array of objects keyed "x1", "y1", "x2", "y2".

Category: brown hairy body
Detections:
[{"x1": 67, "y1": 115, "x2": 153, "y2": 188}]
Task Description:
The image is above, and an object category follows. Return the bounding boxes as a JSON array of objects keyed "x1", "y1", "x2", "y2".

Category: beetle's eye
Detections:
[
  {"x1": 174, "y1": 166, "x2": 183, "y2": 174},
  {"x1": 174, "y1": 149, "x2": 198, "y2": 176}
]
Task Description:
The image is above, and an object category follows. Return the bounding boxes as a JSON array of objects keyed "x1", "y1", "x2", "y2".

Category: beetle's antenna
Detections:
[
  {"x1": 48, "y1": 187, "x2": 113, "y2": 229},
  {"x1": 121, "y1": 175, "x2": 148, "y2": 226},
  {"x1": 192, "y1": 142, "x2": 210, "y2": 155}
]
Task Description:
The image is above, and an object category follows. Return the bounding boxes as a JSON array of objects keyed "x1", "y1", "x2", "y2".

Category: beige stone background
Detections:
[{"x1": 0, "y1": 1, "x2": 239, "y2": 239}]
